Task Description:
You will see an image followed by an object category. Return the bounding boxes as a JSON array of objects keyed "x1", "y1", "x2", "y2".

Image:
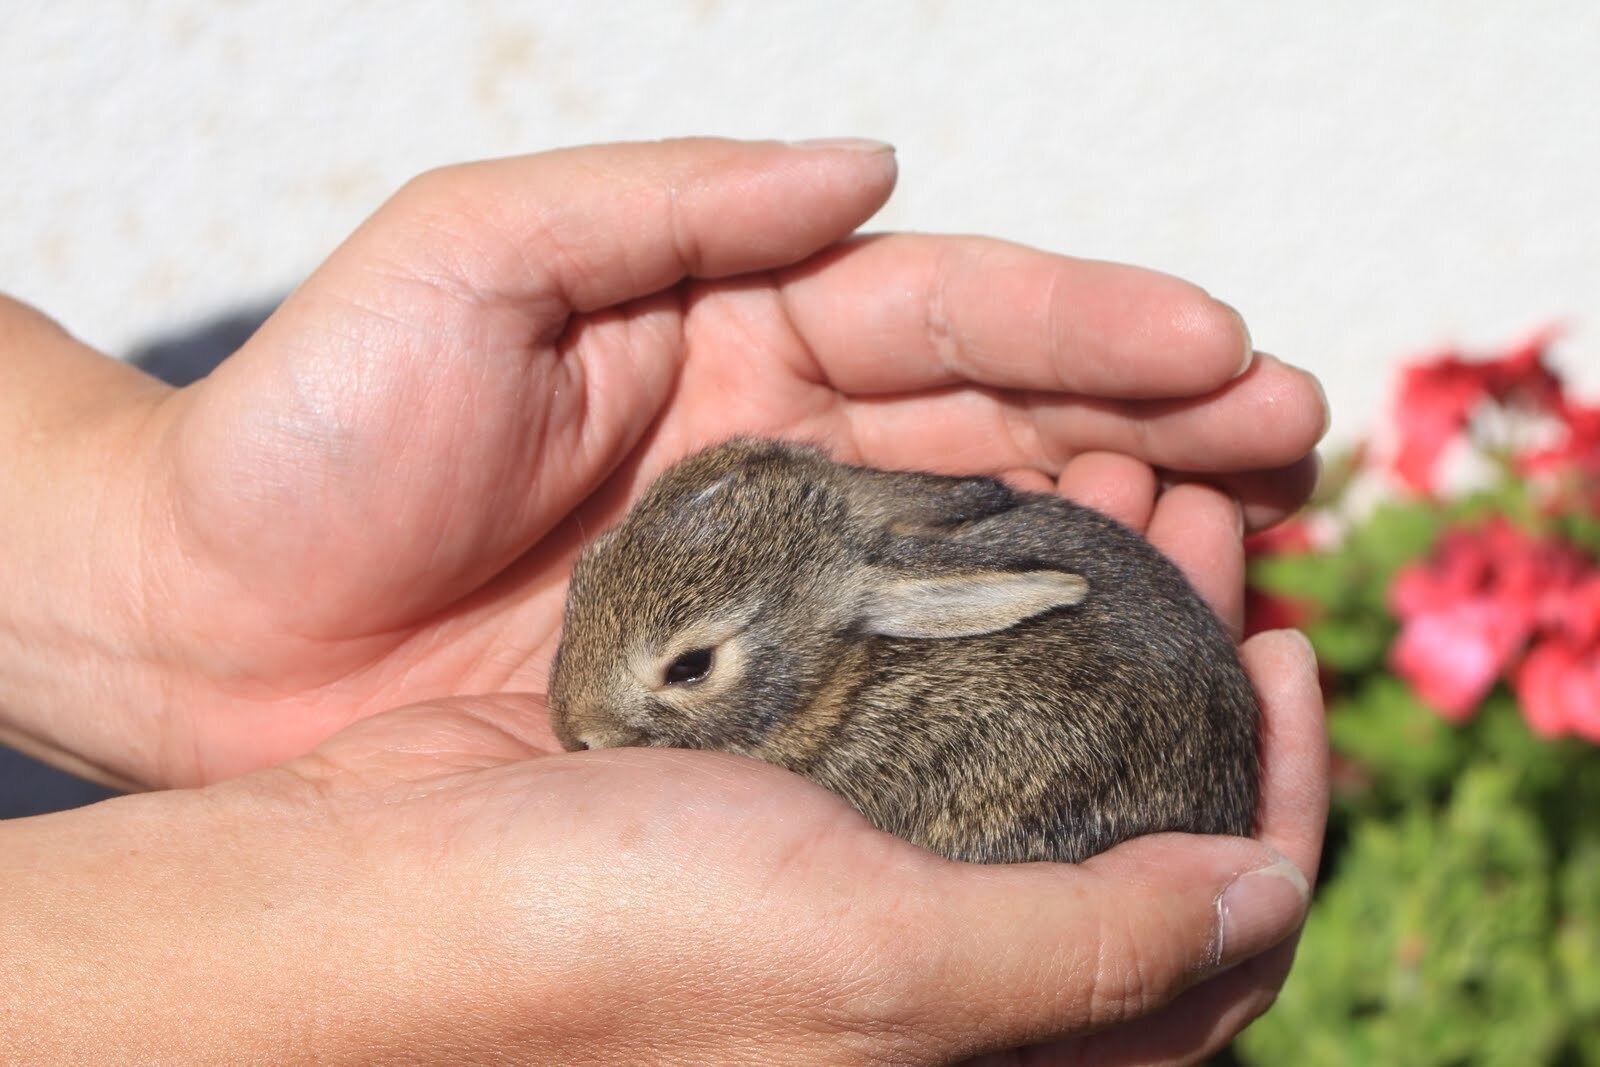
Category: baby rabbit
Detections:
[{"x1": 549, "y1": 439, "x2": 1259, "y2": 864}]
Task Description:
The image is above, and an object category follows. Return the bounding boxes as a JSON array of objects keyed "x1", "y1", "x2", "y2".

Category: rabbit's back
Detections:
[
  {"x1": 549, "y1": 440, "x2": 1261, "y2": 866},
  {"x1": 782, "y1": 493, "x2": 1259, "y2": 864}
]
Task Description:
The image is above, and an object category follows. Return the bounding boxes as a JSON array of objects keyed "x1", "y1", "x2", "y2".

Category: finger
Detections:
[
  {"x1": 1202, "y1": 452, "x2": 1323, "y2": 533},
  {"x1": 1146, "y1": 482, "x2": 1246, "y2": 637},
  {"x1": 1021, "y1": 628, "x2": 1328, "y2": 1065},
  {"x1": 997, "y1": 468, "x2": 1057, "y2": 494},
  {"x1": 0, "y1": 722, "x2": 143, "y2": 794},
  {"x1": 1026, "y1": 934, "x2": 1303, "y2": 1066},
  {"x1": 175, "y1": 139, "x2": 896, "y2": 636},
  {"x1": 901, "y1": 834, "x2": 1309, "y2": 1058},
  {"x1": 778, "y1": 234, "x2": 1253, "y2": 399},
  {"x1": 839, "y1": 354, "x2": 1327, "y2": 480},
  {"x1": 280, "y1": 694, "x2": 564, "y2": 788},
  {"x1": 1025, "y1": 354, "x2": 1328, "y2": 471},
  {"x1": 1054, "y1": 451, "x2": 1158, "y2": 531},
  {"x1": 1242, "y1": 629, "x2": 1329, "y2": 881},
  {"x1": 335, "y1": 137, "x2": 898, "y2": 318}
]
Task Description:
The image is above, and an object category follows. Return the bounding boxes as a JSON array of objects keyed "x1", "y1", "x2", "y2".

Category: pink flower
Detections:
[{"x1": 1391, "y1": 600, "x2": 1525, "y2": 720}]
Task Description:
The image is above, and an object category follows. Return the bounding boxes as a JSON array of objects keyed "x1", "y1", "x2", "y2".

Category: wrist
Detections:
[
  {"x1": 1, "y1": 787, "x2": 269, "y2": 1060},
  {"x1": 6, "y1": 783, "x2": 423, "y2": 1062},
  {"x1": 0, "y1": 763, "x2": 845, "y2": 1064},
  {"x1": 0, "y1": 295, "x2": 180, "y2": 787},
  {"x1": 0, "y1": 777, "x2": 460, "y2": 1062}
]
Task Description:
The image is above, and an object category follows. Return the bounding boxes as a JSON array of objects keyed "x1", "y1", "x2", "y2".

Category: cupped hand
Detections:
[
  {"x1": 7, "y1": 437, "x2": 1326, "y2": 1063},
  {"x1": 14, "y1": 596, "x2": 1322, "y2": 1064},
  {"x1": 92, "y1": 138, "x2": 1324, "y2": 786}
]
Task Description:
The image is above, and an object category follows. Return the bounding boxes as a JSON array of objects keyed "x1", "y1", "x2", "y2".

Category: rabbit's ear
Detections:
[{"x1": 860, "y1": 570, "x2": 1088, "y2": 639}]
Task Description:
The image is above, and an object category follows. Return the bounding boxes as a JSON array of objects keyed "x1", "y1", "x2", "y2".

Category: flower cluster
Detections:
[
  {"x1": 1394, "y1": 327, "x2": 1600, "y2": 505},
  {"x1": 1248, "y1": 330, "x2": 1599, "y2": 744},
  {"x1": 1390, "y1": 329, "x2": 1565, "y2": 494},
  {"x1": 1389, "y1": 517, "x2": 1600, "y2": 738},
  {"x1": 1384, "y1": 332, "x2": 1599, "y2": 740},
  {"x1": 1239, "y1": 330, "x2": 1600, "y2": 1067}
]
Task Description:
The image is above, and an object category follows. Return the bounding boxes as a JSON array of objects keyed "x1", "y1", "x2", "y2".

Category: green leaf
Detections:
[
  {"x1": 1249, "y1": 551, "x2": 1353, "y2": 610},
  {"x1": 1238, "y1": 764, "x2": 1575, "y2": 1066},
  {"x1": 1328, "y1": 676, "x2": 1468, "y2": 800},
  {"x1": 1557, "y1": 835, "x2": 1600, "y2": 1020},
  {"x1": 1306, "y1": 617, "x2": 1393, "y2": 674},
  {"x1": 1556, "y1": 508, "x2": 1600, "y2": 557},
  {"x1": 1343, "y1": 501, "x2": 1445, "y2": 585}
]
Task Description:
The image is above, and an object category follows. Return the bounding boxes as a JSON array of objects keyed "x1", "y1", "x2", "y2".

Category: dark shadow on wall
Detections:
[
  {"x1": 127, "y1": 299, "x2": 281, "y2": 385},
  {"x1": 1, "y1": 300, "x2": 279, "y2": 819}
]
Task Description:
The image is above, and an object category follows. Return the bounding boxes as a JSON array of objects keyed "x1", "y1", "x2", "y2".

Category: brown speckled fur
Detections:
[{"x1": 549, "y1": 439, "x2": 1259, "y2": 864}]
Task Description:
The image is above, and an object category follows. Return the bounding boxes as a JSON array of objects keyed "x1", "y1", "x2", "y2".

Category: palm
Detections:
[
  {"x1": 154, "y1": 270, "x2": 1000, "y2": 779},
  {"x1": 135, "y1": 142, "x2": 1322, "y2": 786},
  {"x1": 257, "y1": 612, "x2": 1327, "y2": 1065}
]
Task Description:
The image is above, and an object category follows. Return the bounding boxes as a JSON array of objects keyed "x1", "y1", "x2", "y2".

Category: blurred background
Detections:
[
  {"x1": 5, "y1": 4, "x2": 1597, "y2": 443},
  {"x1": 4, "y1": 5, "x2": 1598, "y2": 1060}
]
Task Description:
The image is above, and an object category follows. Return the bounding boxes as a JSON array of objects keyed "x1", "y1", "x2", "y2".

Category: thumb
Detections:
[
  {"x1": 885, "y1": 627, "x2": 1324, "y2": 1061},
  {"x1": 167, "y1": 138, "x2": 897, "y2": 637},
  {"x1": 905, "y1": 835, "x2": 1309, "y2": 1059},
  {"x1": 272, "y1": 694, "x2": 563, "y2": 789},
  {"x1": 345, "y1": 136, "x2": 900, "y2": 313}
]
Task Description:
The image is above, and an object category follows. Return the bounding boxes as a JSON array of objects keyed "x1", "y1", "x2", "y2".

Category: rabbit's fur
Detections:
[{"x1": 549, "y1": 439, "x2": 1259, "y2": 864}]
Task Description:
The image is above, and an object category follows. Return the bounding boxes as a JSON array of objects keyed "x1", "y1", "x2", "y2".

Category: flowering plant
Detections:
[{"x1": 1234, "y1": 333, "x2": 1600, "y2": 1066}]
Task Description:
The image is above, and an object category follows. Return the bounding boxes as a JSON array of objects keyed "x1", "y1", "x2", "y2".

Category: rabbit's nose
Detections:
[
  {"x1": 572, "y1": 729, "x2": 620, "y2": 751},
  {"x1": 569, "y1": 723, "x2": 646, "y2": 751}
]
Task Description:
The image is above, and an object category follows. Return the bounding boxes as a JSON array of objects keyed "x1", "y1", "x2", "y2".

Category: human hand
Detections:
[
  {"x1": 0, "y1": 138, "x2": 1325, "y2": 788},
  {"x1": 2, "y1": 427, "x2": 1326, "y2": 1062},
  {"x1": 4, "y1": 615, "x2": 1323, "y2": 1066}
]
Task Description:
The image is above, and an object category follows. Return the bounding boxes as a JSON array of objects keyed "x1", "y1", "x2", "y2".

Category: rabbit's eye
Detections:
[{"x1": 663, "y1": 647, "x2": 714, "y2": 686}]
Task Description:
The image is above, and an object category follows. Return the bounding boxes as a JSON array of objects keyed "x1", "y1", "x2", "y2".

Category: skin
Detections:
[
  {"x1": 3, "y1": 626, "x2": 1324, "y2": 1065},
  {"x1": 0, "y1": 138, "x2": 1329, "y2": 1062}
]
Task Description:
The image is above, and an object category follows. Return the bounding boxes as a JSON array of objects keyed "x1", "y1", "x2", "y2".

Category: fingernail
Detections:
[
  {"x1": 1214, "y1": 855, "x2": 1309, "y2": 969},
  {"x1": 787, "y1": 137, "x2": 896, "y2": 154},
  {"x1": 1278, "y1": 627, "x2": 1316, "y2": 663},
  {"x1": 1270, "y1": 627, "x2": 1320, "y2": 677},
  {"x1": 1215, "y1": 300, "x2": 1254, "y2": 378},
  {"x1": 1312, "y1": 374, "x2": 1332, "y2": 441}
]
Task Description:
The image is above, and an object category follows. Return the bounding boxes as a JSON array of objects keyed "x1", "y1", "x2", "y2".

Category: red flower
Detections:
[
  {"x1": 1522, "y1": 400, "x2": 1600, "y2": 501},
  {"x1": 1244, "y1": 588, "x2": 1314, "y2": 638},
  {"x1": 1392, "y1": 358, "x2": 1493, "y2": 493},
  {"x1": 1245, "y1": 517, "x2": 1318, "y2": 557},
  {"x1": 1389, "y1": 516, "x2": 1596, "y2": 727},
  {"x1": 1244, "y1": 518, "x2": 1318, "y2": 638},
  {"x1": 1391, "y1": 329, "x2": 1565, "y2": 494},
  {"x1": 1516, "y1": 638, "x2": 1600, "y2": 742},
  {"x1": 1391, "y1": 518, "x2": 1568, "y2": 627},
  {"x1": 1477, "y1": 331, "x2": 1565, "y2": 407},
  {"x1": 1541, "y1": 573, "x2": 1600, "y2": 646}
]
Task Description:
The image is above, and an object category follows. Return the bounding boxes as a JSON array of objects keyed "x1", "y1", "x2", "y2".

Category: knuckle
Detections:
[{"x1": 1080, "y1": 906, "x2": 1175, "y2": 1030}]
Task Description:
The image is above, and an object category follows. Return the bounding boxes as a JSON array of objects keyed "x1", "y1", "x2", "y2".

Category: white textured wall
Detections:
[{"x1": 4, "y1": 3, "x2": 1597, "y2": 444}]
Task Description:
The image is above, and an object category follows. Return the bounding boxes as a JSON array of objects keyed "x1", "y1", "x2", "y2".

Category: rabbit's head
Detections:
[{"x1": 548, "y1": 440, "x2": 1088, "y2": 757}]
